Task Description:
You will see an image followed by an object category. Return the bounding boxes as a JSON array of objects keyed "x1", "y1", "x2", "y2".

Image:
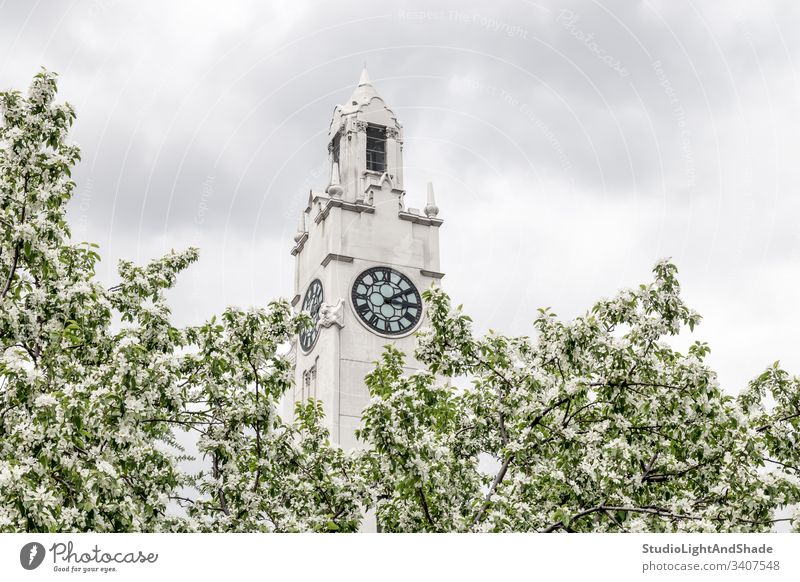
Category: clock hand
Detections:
[{"x1": 386, "y1": 289, "x2": 409, "y2": 301}]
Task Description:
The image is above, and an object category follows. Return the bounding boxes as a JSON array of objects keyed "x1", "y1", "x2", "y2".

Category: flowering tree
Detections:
[
  {"x1": 178, "y1": 305, "x2": 368, "y2": 532},
  {"x1": 0, "y1": 70, "x2": 195, "y2": 531},
  {"x1": 0, "y1": 71, "x2": 361, "y2": 533},
  {"x1": 359, "y1": 264, "x2": 800, "y2": 532},
  {"x1": 2, "y1": 71, "x2": 798, "y2": 533}
]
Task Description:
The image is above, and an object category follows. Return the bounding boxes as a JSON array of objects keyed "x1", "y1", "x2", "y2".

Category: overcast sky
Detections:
[{"x1": 2, "y1": 0, "x2": 799, "y2": 391}]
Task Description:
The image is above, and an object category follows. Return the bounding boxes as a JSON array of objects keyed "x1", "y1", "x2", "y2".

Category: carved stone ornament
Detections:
[
  {"x1": 385, "y1": 127, "x2": 400, "y2": 139},
  {"x1": 319, "y1": 298, "x2": 345, "y2": 328},
  {"x1": 353, "y1": 120, "x2": 369, "y2": 132}
]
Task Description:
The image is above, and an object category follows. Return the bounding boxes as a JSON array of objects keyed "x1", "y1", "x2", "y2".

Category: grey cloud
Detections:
[{"x1": 3, "y1": 0, "x2": 800, "y2": 391}]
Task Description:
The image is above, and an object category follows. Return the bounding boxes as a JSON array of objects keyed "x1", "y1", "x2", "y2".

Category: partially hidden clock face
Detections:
[
  {"x1": 351, "y1": 267, "x2": 422, "y2": 336},
  {"x1": 299, "y1": 279, "x2": 323, "y2": 352}
]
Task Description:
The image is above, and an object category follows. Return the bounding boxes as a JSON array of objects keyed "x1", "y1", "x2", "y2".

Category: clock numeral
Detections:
[
  {"x1": 353, "y1": 267, "x2": 420, "y2": 335},
  {"x1": 301, "y1": 279, "x2": 323, "y2": 351}
]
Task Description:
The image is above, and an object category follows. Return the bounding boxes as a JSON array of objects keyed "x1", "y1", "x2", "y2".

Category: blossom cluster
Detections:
[{"x1": 2, "y1": 71, "x2": 797, "y2": 533}]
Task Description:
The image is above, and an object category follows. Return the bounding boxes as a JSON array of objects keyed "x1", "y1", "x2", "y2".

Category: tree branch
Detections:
[
  {"x1": 471, "y1": 453, "x2": 515, "y2": 527},
  {"x1": 417, "y1": 486, "x2": 436, "y2": 529},
  {"x1": 1, "y1": 191, "x2": 26, "y2": 299},
  {"x1": 542, "y1": 504, "x2": 702, "y2": 532},
  {"x1": 764, "y1": 457, "x2": 799, "y2": 472},
  {"x1": 249, "y1": 359, "x2": 263, "y2": 492},
  {"x1": 758, "y1": 412, "x2": 800, "y2": 432},
  {"x1": 542, "y1": 503, "x2": 788, "y2": 533}
]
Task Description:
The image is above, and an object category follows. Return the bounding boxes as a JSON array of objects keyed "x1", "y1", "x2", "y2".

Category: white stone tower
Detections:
[{"x1": 290, "y1": 68, "x2": 443, "y2": 448}]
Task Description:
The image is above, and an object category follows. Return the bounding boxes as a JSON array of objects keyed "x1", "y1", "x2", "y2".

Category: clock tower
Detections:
[{"x1": 289, "y1": 68, "x2": 444, "y2": 449}]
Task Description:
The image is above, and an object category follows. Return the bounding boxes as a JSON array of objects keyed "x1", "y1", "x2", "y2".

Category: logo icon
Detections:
[{"x1": 20, "y1": 542, "x2": 46, "y2": 570}]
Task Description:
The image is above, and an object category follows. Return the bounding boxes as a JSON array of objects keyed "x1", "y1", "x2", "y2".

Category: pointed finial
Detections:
[
  {"x1": 294, "y1": 212, "x2": 306, "y2": 243},
  {"x1": 380, "y1": 172, "x2": 393, "y2": 191},
  {"x1": 326, "y1": 161, "x2": 343, "y2": 197},
  {"x1": 424, "y1": 182, "x2": 439, "y2": 218},
  {"x1": 358, "y1": 65, "x2": 371, "y2": 87}
]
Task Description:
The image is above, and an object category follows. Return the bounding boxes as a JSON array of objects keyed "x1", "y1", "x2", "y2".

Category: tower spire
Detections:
[
  {"x1": 358, "y1": 65, "x2": 371, "y2": 86},
  {"x1": 346, "y1": 65, "x2": 381, "y2": 109},
  {"x1": 425, "y1": 182, "x2": 439, "y2": 218},
  {"x1": 326, "y1": 161, "x2": 343, "y2": 198},
  {"x1": 294, "y1": 212, "x2": 306, "y2": 243}
]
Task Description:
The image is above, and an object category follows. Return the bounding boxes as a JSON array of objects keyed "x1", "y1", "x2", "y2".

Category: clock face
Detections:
[
  {"x1": 299, "y1": 279, "x2": 323, "y2": 352},
  {"x1": 351, "y1": 267, "x2": 422, "y2": 336}
]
